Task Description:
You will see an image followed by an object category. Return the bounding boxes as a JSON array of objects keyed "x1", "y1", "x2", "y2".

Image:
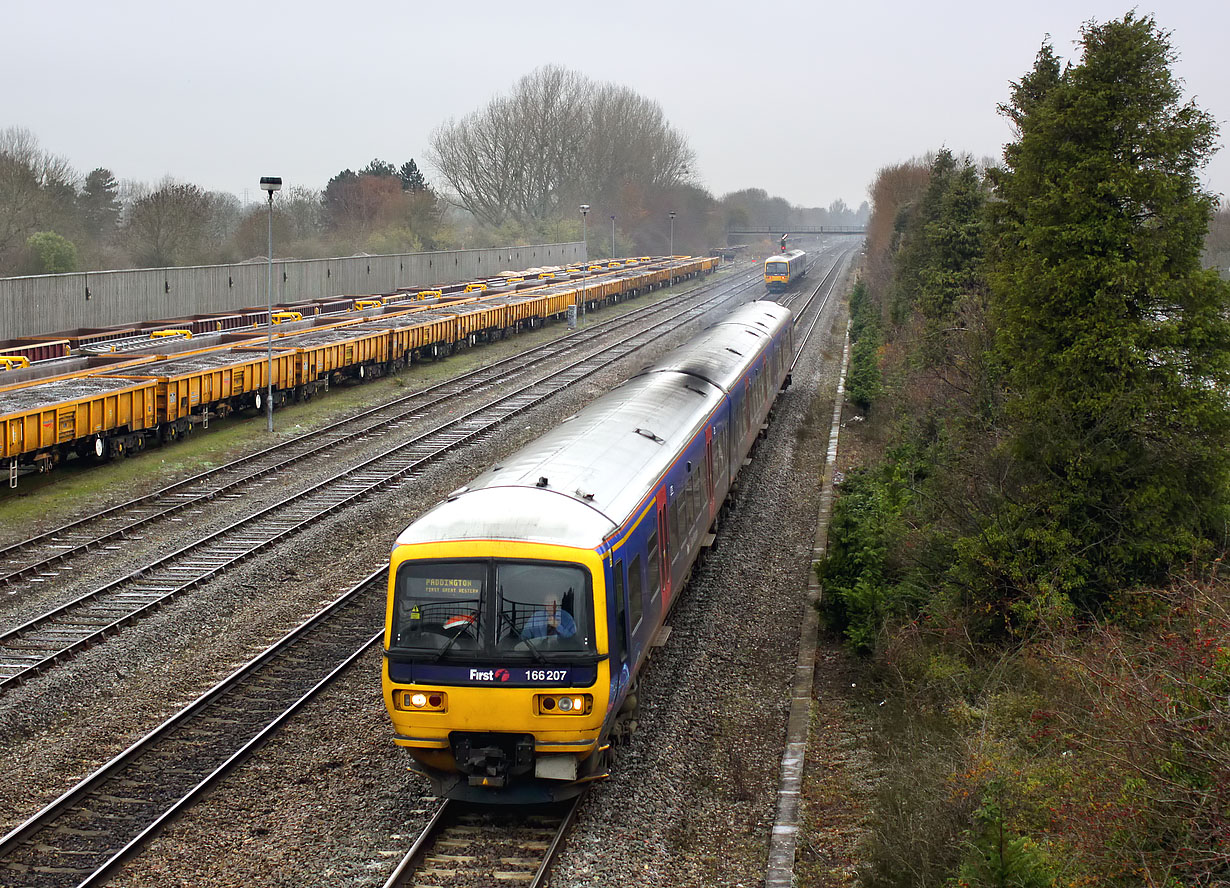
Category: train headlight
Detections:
[
  {"x1": 394, "y1": 690, "x2": 447, "y2": 712},
  {"x1": 535, "y1": 694, "x2": 592, "y2": 715}
]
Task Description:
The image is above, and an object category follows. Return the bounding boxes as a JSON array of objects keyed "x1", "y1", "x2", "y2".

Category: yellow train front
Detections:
[
  {"x1": 382, "y1": 300, "x2": 796, "y2": 803},
  {"x1": 383, "y1": 520, "x2": 614, "y2": 804},
  {"x1": 764, "y1": 248, "x2": 808, "y2": 292}
]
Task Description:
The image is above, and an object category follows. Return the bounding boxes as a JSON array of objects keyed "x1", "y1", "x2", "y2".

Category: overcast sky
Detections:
[{"x1": 7, "y1": 0, "x2": 1229, "y2": 212}]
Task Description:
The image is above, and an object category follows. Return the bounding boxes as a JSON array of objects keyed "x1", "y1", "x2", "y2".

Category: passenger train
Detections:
[
  {"x1": 381, "y1": 300, "x2": 795, "y2": 803},
  {"x1": 764, "y1": 249, "x2": 808, "y2": 292}
]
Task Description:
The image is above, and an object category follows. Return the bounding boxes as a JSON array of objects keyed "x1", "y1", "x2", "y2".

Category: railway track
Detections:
[
  {"x1": 0, "y1": 267, "x2": 757, "y2": 591},
  {"x1": 0, "y1": 570, "x2": 386, "y2": 888},
  {"x1": 0, "y1": 268, "x2": 767, "y2": 691},
  {"x1": 0, "y1": 247, "x2": 853, "y2": 886},
  {"x1": 780, "y1": 250, "x2": 855, "y2": 363},
  {"x1": 382, "y1": 797, "x2": 583, "y2": 888}
]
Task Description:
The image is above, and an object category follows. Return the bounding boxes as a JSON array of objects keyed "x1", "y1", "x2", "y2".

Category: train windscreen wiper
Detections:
[{"x1": 432, "y1": 614, "x2": 478, "y2": 662}]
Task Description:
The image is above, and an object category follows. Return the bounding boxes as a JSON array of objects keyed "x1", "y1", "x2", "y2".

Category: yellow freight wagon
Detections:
[
  {"x1": 291, "y1": 325, "x2": 392, "y2": 385},
  {"x1": 108, "y1": 348, "x2": 299, "y2": 425},
  {"x1": 0, "y1": 376, "x2": 159, "y2": 473}
]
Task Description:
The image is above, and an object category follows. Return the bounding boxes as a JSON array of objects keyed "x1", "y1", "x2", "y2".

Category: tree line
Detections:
[
  {"x1": 0, "y1": 65, "x2": 868, "y2": 277},
  {"x1": 819, "y1": 14, "x2": 1230, "y2": 885}
]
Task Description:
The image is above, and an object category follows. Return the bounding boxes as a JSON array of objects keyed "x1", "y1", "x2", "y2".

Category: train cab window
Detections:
[
  {"x1": 647, "y1": 529, "x2": 661, "y2": 600},
  {"x1": 391, "y1": 561, "x2": 484, "y2": 650},
  {"x1": 628, "y1": 554, "x2": 644, "y2": 630},
  {"x1": 496, "y1": 561, "x2": 590, "y2": 651}
]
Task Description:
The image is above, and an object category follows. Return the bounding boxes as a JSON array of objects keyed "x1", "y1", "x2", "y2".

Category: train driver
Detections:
[{"x1": 523, "y1": 594, "x2": 577, "y2": 639}]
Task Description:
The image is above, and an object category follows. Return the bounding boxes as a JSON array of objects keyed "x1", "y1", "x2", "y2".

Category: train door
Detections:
[
  {"x1": 705, "y1": 427, "x2": 714, "y2": 525},
  {"x1": 654, "y1": 487, "x2": 671, "y2": 608},
  {"x1": 611, "y1": 558, "x2": 629, "y2": 671}
]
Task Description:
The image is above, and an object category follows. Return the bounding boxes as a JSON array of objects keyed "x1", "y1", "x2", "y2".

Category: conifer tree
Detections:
[{"x1": 985, "y1": 13, "x2": 1230, "y2": 607}]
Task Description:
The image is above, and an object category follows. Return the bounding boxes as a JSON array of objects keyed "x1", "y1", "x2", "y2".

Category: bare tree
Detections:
[
  {"x1": 428, "y1": 66, "x2": 694, "y2": 227},
  {"x1": 123, "y1": 178, "x2": 211, "y2": 267},
  {"x1": 0, "y1": 127, "x2": 78, "y2": 270}
]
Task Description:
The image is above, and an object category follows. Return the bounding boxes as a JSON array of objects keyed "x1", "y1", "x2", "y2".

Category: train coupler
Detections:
[{"x1": 453, "y1": 733, "x2": 534, "y2": 787}]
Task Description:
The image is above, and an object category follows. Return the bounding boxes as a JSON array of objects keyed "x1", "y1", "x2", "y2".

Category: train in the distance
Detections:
[
  {"x1": 764, "y1": 249, "x2": 808, "y2": 292},
  {"x1": 381, "y1": 300, "x2": 795, "y2": 803}
]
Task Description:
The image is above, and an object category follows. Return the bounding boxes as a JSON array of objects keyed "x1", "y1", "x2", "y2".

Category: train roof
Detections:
[
  {"x1": 766, "y1": 250, "x2": 806, "y2": 263},
  {"x1": 636, "y1": 301, "x2": 791, "y2": 391},
  {"x1": 394, "y1": 301, "x2": 793, "y2": 552},
  {"x1": 395, "y1": 370, "x2": 723, "y2": 550}
]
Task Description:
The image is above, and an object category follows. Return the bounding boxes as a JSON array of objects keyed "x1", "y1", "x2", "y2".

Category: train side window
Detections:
[
  {"x1": 647, "y1": 529, "x2": 661, "y2": 600},
  {"x1": 628, "y1": 554, "x2": 644, "y2": 630},
  {"x1": 613, "y1": 559, "x2": 628, "y2": 660}
]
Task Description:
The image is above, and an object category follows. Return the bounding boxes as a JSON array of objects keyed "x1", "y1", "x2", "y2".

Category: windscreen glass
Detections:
[
  {"x1": 765, "y1": 262, "x2": 787, "y2": 276},
  {"x1": 391, "y1": 559, "x2": 594, "y2": 656},
  {"x1": 496, "y1": 562, "x2": 591, "y2": 652},
  {"x1": 391, "y1": 561, "x2": 485, "y2": 651}
]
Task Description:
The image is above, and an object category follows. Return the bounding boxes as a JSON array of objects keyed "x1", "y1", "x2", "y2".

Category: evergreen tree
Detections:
[
  {"x1": 893, "y1": 149, "x2": 987, "y2": 339},
  {"x1": 79, "y1": 168, "x2": 121, "y2": 238},
  {"x1": 984, "y1": 14, "x2": 1230, "y2": 607},
  {"x1": 322, "y1": 169, "x2": 358, "y2": 230},
  {"x1": 359, "y1": 158, "x2": 397, "y2": 179},
  {"x1": 399, "y1": 159, "x2": 428, "y2": 193}
]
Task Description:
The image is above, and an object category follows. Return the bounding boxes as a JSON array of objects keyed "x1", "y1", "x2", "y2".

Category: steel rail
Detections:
[
  {"x1": 786, "y1": 248, "x2": 855, "y2": 368},
  {"x1": 0, "y1": 568, "x2": 387, "y2": 887},
  {"x1": 381, "y1": 794, "x2": 585, "y2": 888}
]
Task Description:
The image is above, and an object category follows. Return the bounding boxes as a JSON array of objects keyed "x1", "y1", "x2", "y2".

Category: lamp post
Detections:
[
  {"x1": 579, "y1": 204, "x2": 589, "y2": 260},
  {"x1": 610, "y1": 215, "x2": 616, "y2": 259},
  {"x1": 259, "y1": 176, "x2": 282, "y2": 432},
  {"x1": 669, "y1": 211, "x2": 676, "y2": 257}
]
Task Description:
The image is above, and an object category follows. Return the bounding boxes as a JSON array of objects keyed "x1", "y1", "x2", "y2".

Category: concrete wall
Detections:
[{"x1": 1, "y1": 243, "x2": 586, "y2": 340}]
